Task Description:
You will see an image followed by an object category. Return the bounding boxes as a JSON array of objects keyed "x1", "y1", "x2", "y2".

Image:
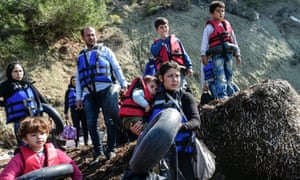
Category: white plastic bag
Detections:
[{"x1": 191, "y1": 138, "x2": 216, "y2": 180}]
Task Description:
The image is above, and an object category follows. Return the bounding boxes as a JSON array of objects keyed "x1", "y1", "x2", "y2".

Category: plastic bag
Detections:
[
  {"x1": 60, "y1": 125, "x2": 77, "y2": 140},
  {"x1": 191, "y1": 138, "x2": 216, "y2": 180}
]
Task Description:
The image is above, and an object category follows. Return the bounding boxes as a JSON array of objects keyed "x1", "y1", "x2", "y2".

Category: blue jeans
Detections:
[
  {"x1": 208, "y1": 81, "x2": 217, "y2": 99},
  {"x1": 83, "y1": 84, "x2": 120, "y2": 157},
  {"x1": 212, "y1": 54, "x2": 233, "y2": 98}
]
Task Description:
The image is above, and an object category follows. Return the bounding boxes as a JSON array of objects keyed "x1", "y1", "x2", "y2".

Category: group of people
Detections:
[{"x1": 0, "y1": 1, "x2": 241, "y2": 179}]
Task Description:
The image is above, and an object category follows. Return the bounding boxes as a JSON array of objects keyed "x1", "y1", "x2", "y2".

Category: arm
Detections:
[
  {"x1": 150, "y1": 39, "x2": 163, "y2": 57},
  {"x1": 103, "y1": 47, "x2": 127, "y2": 88},
  {"x1": 75, "y1": 70, "x2": 83, "y2": 109},
  {"x1": 180, "y1": 91, "x2": 201, "y2": 131},
  {"x1": 132, "y1": 88, "x2": 149, "y2": 110},
  {"x1": 200, "y1": 24, "x2": 214, "y2": 65},
  {"x1": 64, "y1": 89, "x2": 70, "y2": 120},
  {"x1": 231, "y1": 30, "x2": 241, "y2": 64},
  {"x1": 176, "y1": 38, "x2": 193, "y2": 70},
  {"x1": 0, "y1": 153, "x2": 24, "y2": 180},
  {"x1": 56, "y1": 149, "x2": 83, "y2": 180}
]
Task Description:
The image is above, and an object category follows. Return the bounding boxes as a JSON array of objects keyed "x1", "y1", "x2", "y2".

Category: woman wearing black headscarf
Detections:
[{"x1": 0, "y1": 62, "x2": 46, "y2": 146}]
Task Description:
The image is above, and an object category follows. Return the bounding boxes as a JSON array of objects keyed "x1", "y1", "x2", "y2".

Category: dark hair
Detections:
[
  {"x1": 6, "y1": 62, "x2": 25, "y2": 80},
  {"x1": 17, "y1": 116, "x2": 51, "y2": 139},
  {"x1": 143, "y1": 75, "x2": 157, "y2": 84},
  {"x1": 158, "y1": 61, "x2": 181, "y2": 77},
  {"x1": 81, "y1": 26, "x2": 95, "y2": 37},
  {"x1": 69, "y1": 75, "x2": 76, "y2": 87},
  {"x1": 154, "y1": 17, "x2": 168, "y2": 29},
  {"x1": 209, "y1": 1, "x2": 225, "y2": 13}
]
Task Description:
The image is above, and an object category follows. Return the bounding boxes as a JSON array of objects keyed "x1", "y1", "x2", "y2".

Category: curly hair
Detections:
[{"x1": 17, "y1": 116, "x2": 51, "y2": 139}]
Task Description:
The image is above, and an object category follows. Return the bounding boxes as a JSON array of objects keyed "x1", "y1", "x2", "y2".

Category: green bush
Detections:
[{"x1": 0, "y1": 0, "x2": 107, "y2": 66}]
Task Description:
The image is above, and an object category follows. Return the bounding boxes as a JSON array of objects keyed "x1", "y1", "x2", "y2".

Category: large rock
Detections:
[{"x1": 199, "y1": 79, "x2": 300, "y2": 180}]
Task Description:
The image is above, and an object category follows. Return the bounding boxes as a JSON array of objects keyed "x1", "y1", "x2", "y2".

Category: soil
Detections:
[{"x1": 66, "y1": 141, "x2": 136, "y2": 180}]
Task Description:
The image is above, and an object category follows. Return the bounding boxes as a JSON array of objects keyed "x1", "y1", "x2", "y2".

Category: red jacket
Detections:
[
  {"x1": 207, "y1": 19, "x2": 233, "y2": 48},
  {"x1": 0, "y1": 143, "x2": 83, "y2": 180},
  {"x1": 119, "y1": 77, "x2": 152, "y2": 117},
  {"x1": 20, "y1": 143, "x2": 60, "y2": 174}
]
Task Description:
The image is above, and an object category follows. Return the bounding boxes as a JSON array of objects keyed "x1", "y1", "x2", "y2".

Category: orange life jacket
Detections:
[
  {"x1": 154, "y1": 34, "x2": 185, "y2": 70},
  {"x1": 20, "y1": 143, "x2": 60, "y2": 174},
  {"x1": 119, "y1": 77, "x2": 152, "y2": 117},
  {"x1": 207, "y1": 20, "x2": 233, "y2": 48}
]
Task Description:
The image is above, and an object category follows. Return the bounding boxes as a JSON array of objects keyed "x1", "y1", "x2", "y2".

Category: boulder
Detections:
[{"x1": 199, "y1": 79, "x2": 300, "y2": 179}]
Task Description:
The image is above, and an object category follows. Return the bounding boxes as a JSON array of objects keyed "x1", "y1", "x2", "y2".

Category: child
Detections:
[
  {"x1": 119, "y1": 75, "x2": 158, "y2": 136},
  {"x1": 64, "y1": 75, "x2": 89, "y2": 148},
  {"x1": 200, "y1": 1, "x2": 241, "y2": 99},
  {"x1": 0, "y1": 116, "x2": 83, "y2": 180},
  {"x1": 150, "y1": 17, "x2": 193, "y2": 88}
]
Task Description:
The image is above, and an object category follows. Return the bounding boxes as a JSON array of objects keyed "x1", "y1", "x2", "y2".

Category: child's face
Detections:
[
  {"x1": 22, "y1": 131, "x2": 48, "y2": 152},
  {"x1": 147, "y1": 81, "x2": 158, "y2": 96},
  {"x1": 211, "y1": 7, "x2": 225, "y2": 21},
  {"x1": 203, "y1": 85, "x2": 209, "y2": 92},
  {"x1": 156, "y1": 24, "x2": 169, "y2": 39}
]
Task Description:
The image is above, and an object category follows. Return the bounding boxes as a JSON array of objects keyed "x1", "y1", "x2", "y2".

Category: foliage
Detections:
[
  {"x1": 144, "y1": 0, "x2": 172, "y2": 16},
  {"x1": 109, "y1": 14, "x2": 122, "y2": 25},
  {"x1": 0, "y1": 0, "x2": 106, "y2": 67}
]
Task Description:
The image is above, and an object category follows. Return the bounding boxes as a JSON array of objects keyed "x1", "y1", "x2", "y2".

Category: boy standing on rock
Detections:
[
  {"x1": 150, "y1": 17, "x2": 194, "y2": 88},
  {"x1": 200, "y1": 1, "x2": 241, "y2": 99}
]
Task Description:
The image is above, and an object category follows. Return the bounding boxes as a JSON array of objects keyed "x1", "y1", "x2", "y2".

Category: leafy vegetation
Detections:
[{"x1": 0, "y1": 0, "x2": 107, "y2": 67}]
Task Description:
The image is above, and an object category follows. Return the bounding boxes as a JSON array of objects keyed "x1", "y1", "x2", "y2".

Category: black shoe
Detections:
[
  {"x1": 89, "y1": 154, "x2": 106, "y2": 166},
  {"x1": 105, "y1": 151, "x2": 116, "y2": 160}
]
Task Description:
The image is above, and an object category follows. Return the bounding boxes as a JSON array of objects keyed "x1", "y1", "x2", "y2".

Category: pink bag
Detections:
[{"x1": 60, "y1": 124, "x2": 77, "y2": 140}]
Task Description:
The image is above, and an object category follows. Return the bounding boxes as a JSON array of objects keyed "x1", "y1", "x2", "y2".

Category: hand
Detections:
[
  {"x1": 64, "y1": 114, "x2": 69, "y2": 120},
  {"x1": 76, "y1": 100, "x2": 83, "y2": 109},
  {"x1": 145, "y1": 105, "x2": 151, "y2": 113},
  {"x1": 161, "y1": 32, "x2": 168, "y2": 40},
  {"x1": 129, "y1": 121, "x2": 144, "y2": 136},
  {"x1": 120, "y1": 87, "x2": 127, "y2": 97},
  {"x1": 202, "y1": 56, "x2": 208, "y2": 66},
  {"x1": 236, "y1": 56, "x2": 241, "y2": 64},
  {"x1": 186, "y1": 68, "x2": 194, "y2": 77}
]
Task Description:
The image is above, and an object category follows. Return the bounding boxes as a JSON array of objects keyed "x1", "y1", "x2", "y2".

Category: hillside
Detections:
[{"x1": 26, "y1": 0, "x2": 300, "y2": 110}]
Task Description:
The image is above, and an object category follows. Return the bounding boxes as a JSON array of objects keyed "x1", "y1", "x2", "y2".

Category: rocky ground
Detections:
[{"x1": 0, "y1": 0, "x2": 300, "y2": 179}]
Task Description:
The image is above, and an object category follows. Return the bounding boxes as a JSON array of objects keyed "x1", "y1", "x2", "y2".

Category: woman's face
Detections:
[
  {"x1": 159, "y1": 68, "x2": 180, "y2": 91},
  {"x1": 71, "y1": 77, "x2": 76, "y2": 86},
  {"x1": 11, "y1": 64, "x2": 24, "y2": 81}
]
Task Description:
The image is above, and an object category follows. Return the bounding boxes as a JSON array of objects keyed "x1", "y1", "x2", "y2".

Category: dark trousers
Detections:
[{"x1": 71, "y1": 107, "x2": 89, "y2": 146}]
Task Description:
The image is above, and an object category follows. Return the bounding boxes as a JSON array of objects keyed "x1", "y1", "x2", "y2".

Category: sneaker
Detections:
[
  {"x1": 75, "y1": 144, "x2": 80, "y2": 150},
  {"x1": 89, "y1": 154, "x2": 106, "y2": 166},
  {"x1": 105, "y1": 151, "x2": 116, "y2": 160}
]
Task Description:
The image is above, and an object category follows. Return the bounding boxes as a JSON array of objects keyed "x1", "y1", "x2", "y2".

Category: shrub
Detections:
[{"x1": 0, "y1": 0, "x2": 106, "y2": 66}]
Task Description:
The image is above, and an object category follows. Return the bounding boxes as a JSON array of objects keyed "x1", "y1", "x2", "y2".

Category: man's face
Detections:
[{"x1": 82, "y1": 28, "x2": 97, "y2": 48}]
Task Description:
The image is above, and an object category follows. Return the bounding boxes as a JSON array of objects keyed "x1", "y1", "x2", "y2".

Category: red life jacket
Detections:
[
  {"x1": 207, "y1": 20, "x2": 233, "y2": 48},
  {"x1": 20, "y1": 143, "x2": 60, "y2": 174},
  {"x1": 119, "y1": 77, "x2": 152, "y2": 117},
  {"x1": 154, "y1": 34, "x2": 185, "y2": 70}
]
